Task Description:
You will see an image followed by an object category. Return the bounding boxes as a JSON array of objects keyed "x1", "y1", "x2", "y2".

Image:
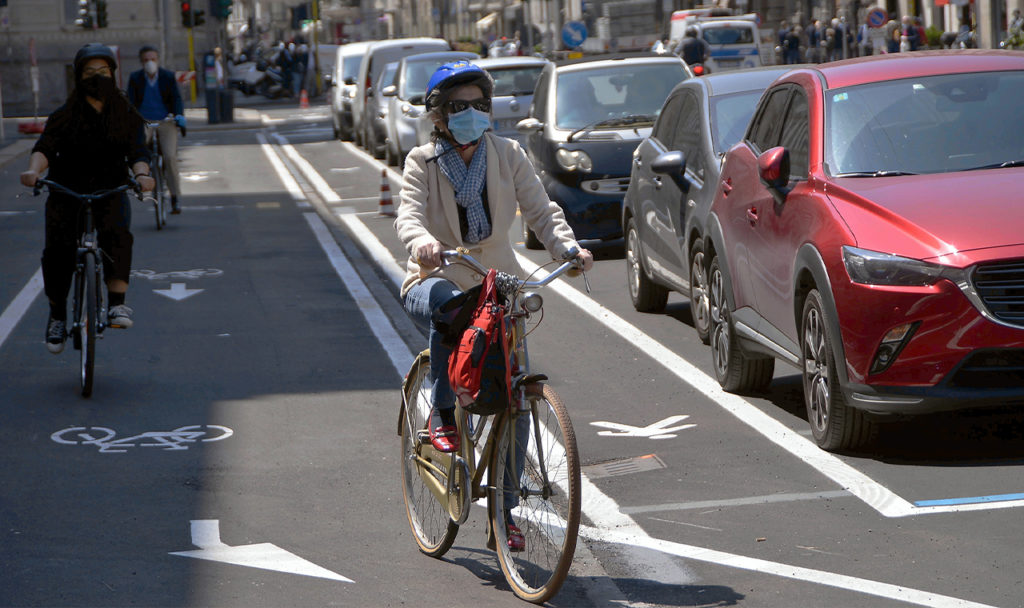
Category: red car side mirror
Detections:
[{"x1": 758, "y1": 146, "x2": 792, "y2": 204}]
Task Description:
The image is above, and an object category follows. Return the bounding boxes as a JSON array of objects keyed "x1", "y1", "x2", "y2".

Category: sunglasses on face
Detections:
[
  {"x1": 446, "y1": 98, "x2": 491, "y2": 113},
  {"x1": 82, "y1": 66, "x2": 113, "y2": 78}
]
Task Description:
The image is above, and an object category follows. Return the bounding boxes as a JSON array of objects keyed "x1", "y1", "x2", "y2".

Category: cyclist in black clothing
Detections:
[
  {"x1": 20, "y1": 43, "x2": 154, "y2": 353},
  {"x1": 675, "y1": 26, "x2": 710, "y2": 68}
]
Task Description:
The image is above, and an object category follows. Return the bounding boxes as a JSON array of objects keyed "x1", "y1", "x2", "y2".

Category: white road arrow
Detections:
[
  {"x1": 153, "y1": 283, "x2": 204, "y2": 301},
  {"x1": 169, "y1": 519, "x2": 353, "y2": 582},
  {"x1": 590, "y1": 415, "x2": 696, "y2": 439}
]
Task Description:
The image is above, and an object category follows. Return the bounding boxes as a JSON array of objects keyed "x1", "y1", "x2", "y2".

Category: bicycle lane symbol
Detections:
[{"x1": 50, "y1": 425, "x2": 233, "y2": 454}]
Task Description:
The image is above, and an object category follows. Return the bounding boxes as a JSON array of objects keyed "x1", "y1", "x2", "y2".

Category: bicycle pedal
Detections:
[{"x1": 416, "y1": 430, "x2": 432, "y2": 445}]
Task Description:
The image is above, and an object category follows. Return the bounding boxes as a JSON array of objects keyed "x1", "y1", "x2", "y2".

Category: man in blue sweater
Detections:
[{"x1": 127, "y1": 45, "x2": 186, "y2": 213}]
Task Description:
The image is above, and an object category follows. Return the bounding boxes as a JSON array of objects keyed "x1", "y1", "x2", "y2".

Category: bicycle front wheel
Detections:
[
  {"x1": 490, "y1": 384, "x2": 581, "y2": 603},
  {"x1": 153, "y1": 163, "x2": 166, "y2": 229},
  {"x1": 399, "y1": 351, "x2": 459, "y2": 557},
  {"x1": 79, "y1": 252, "x2": 98, "y2": 397}
]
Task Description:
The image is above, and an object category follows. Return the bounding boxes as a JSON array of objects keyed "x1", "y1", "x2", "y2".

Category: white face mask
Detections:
[{"x1": 144, "y1": 60, "x2": 158, "y2": 76}]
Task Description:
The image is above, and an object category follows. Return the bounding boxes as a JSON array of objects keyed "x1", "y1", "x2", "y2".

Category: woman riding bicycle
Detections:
[
  {"x1": 395, "y1": 61, "x2": 593, "y2": 546},
  {"x1": 20, "y1": 43, "x2": 154, "y2": 353}
]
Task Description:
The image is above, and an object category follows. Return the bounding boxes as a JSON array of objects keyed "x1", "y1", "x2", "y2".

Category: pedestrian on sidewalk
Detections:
[
  {"x1": 126, "y1": 45, "x2": 186, "y2": 214},
  {"x1": 20, "y1": 43, "x2": 154, "y2": 352}
]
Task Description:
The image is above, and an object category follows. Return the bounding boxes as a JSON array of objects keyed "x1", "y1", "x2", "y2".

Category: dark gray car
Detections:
[{"x1": 622, "y1": 66, "x2": 796, "y2": 343}]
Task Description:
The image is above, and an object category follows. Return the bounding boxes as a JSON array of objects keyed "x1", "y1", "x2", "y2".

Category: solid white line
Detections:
[
  {"x1": 255, "y1": 132, "x2": 308, "y2": 207},
  {"x1": 621, "y1": 490, "x2": 854, "y2": 514},
  {"x1": 271, "y1": 134, "x2": 343, "y2": 204},
  {"x1": 0, "y1": 268, "x2": 43, "y2": 351},
  {"x1": 586, "y1": 526, "x2": 996, "y2": 608},
  {"x1": 335, "y1": 212, "x2": 405, "y2": 291},
  {"x1": 278, "y1": 140, "x2": 1000, "y2": 606},
  {"x1": 302, "y1": 212, "x2": 412, "y2": 377}
]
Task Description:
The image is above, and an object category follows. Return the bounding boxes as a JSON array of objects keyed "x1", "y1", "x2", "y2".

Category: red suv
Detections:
[{"x1": 704, "y1": 51, "x2": 1024, "y2": 451}]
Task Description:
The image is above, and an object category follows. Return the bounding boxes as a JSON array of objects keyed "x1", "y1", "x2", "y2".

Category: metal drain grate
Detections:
[{"x1": 582, "y1": 454, "x2": 667, "y2": 479}]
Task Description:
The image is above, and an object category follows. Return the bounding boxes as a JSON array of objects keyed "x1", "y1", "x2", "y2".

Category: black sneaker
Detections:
[
  {"x1": 171, "y1": 196, "x2": 181, "y2": 214},
  {"x1": 46, "y1": 318, "x2": 66, "y2": 354}
]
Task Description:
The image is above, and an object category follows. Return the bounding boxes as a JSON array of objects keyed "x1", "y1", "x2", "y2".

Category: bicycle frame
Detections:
[{"x1": 145, "y1": 120, "x2": 168, "y2": 229}]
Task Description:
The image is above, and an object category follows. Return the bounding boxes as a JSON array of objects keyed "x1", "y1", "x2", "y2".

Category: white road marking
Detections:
[
  {"x1": 170, "y1": 520, "x2": 352, "y2": 582},
  {"x1": 622, "y1": 490, "x2": 854, "y2": 514},
  {"x1": 255, "y1": 132, "x2": 310, "y2": 208},
  {"x1": 591, "y1": 415, "x2": 696, "y2": 438},
  {"x1": 0, "y1": 268, "x2": 42, "y2": 351},
  {"x1": 153, "y1": 283, "x2": 204, "y2": 301},
  {"x1": 275, "y1": 136, "x2": 1000, "y2": 607}
]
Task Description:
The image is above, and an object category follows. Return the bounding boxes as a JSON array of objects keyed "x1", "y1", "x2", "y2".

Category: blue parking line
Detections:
[{"x1": 915, "y1": 492, "x2": 1024, "y2": 507}]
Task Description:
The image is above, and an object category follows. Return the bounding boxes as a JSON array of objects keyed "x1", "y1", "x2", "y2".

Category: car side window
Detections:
[
  {"x1": 653, "y1": 93, "x2": 683, "y2": 144},
  {"x1": 747, "y1": 88, "x2": 790, "y2": 154},
  {"x1": 778, "y1": 91, "x2": 810, "y2": 180},
  {"x1": 671, "y1": 91, "x2": 704, "y2": 181}
]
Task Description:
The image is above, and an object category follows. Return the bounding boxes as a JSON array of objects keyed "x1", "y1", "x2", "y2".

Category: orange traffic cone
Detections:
[
  {"x1": 299, "y1": 89, "x2": 309, "y2": 109},
  {"x1": 378, "y1": 169, "x2": 395, "y2": 217}
]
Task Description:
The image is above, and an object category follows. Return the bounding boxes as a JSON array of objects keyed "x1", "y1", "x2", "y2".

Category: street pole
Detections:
[
  {"x1": 312, "y1": 0, "x2": 321, "y2": 94},
  {"x1": 187, "y1": 24, "x2": 197, "y2": 103}
]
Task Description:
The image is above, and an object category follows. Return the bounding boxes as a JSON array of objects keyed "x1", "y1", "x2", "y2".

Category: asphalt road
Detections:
[{"x1": 1, "y1": 102, "x2": 1022, "y2": 608}]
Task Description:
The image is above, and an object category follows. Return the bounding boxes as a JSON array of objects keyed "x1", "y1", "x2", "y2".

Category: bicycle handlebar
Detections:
[
  {"x1": 33, "y1": 178, "x2": 140, "y2": 202},
  {"x1": 439, "y1": 246, "x2": 586, "y2": 291}
]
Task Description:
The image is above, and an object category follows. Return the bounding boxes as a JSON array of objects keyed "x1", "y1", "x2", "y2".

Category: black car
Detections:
[
  {"x1": 517, "y1": 53, "x2": 691, "y2": 248},
  {"x1": 622, "y1": 66, "x2": 795, "y2": 342}
]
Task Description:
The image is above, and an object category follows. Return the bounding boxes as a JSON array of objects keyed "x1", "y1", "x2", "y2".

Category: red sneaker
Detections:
[
  {"x1": 507, "y1": 524, "x2": 525, "y2": 552},
  {"x1": 429, "y1": 425, "x2": 459, "y2": 453}
]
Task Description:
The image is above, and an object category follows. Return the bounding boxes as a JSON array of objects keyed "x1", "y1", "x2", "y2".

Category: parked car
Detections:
[
  {"x1": 330, "y1": 41, "x2": 372, "y2": 140},
  {"x1": 471, "y1": 56, "x2": 548, "y2": 146},
  {"x1": 364, "y1": 60, "x2": 400, "y2": 159},
  {"x1": 353, "y1": 38, "x2": 450, "y2": 150},
  {"x1": 704, "y1": 51, "x2": 1024, "y2": 451},
  {"x1": 382, "y1": 50, "x2": 479, "y2": 167},
  {"x1": 517, "y1": 53, "x2": 692, "y2": 248},
  {"x1": 623, "y1": 66, "x2": 797, "y2": 344}
]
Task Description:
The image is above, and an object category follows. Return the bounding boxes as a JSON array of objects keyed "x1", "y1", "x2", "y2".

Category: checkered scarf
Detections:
[{"x1": 435, "y1": 139, "x2": 490, "y2": 243}]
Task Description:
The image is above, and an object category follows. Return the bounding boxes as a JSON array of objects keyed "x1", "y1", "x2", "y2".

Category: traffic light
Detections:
[
  {"x1": 76, "y1": 0, "x2": 94, "y2": 29},
  {"x1": 95, "y1": 0, "x2": 108, "y2": 28},
  {"x1": 194, "y1": 8, "x2": 206, "y2": 26},
  {"x1": 181, "y1": 1, "x2": 192, "y2": 27},
  {"x1": 211, "y1": 0, "x2": 233, "y2": 19}
]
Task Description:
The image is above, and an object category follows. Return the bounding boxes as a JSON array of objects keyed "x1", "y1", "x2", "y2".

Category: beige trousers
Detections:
[{"x1": 145, "y1": 119, "x2": 181, "y2": 198}]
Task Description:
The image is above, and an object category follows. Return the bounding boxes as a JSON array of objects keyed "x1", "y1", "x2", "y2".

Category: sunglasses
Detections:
[{"x1": 446, "y1": 98, "x2": 491, "y2": 113}]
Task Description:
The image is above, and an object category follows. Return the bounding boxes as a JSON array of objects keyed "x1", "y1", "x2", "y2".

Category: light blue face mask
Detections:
[{"x1": 447, "y1": 107, "x2": 491, "y2": 145}]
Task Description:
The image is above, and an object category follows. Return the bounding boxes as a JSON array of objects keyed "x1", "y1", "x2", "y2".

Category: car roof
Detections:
[
  {"x1": 802, "y1": 50, "x2": 1024, "y2": 90},
  {"x1": 697, "y1": 65, "x2": 806, "y2": 96},
  {"x1": 366, "y1": 37, "x2": 449, "y2": 52},
  {"x1": 337, "y1": 41, "x2": 372, "y2": 58},
  {"x1": 471, "y1": 56, "x2": 549, "y2": 69},
  {"x1": 400, "y1": 50, "x2": 478, "y2": 66},
  {"x1": 554, "y1": 53, "x2": 685, "y2": 72}
]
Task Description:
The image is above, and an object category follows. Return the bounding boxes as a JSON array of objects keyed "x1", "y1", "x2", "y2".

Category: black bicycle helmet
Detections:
[
  {"x1": 74, "y1": 43, "x2": 117, "y2": 78},
  {"x1": 425, "y1": 61, "x2": 494, "y2": 111}
]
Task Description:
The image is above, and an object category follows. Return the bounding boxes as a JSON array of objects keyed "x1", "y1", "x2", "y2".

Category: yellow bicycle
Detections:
[{"x1": 398, "y1": 248, "x2": 584, "y2": 603}]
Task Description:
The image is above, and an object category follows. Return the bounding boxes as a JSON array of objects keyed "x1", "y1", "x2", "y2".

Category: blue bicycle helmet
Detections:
[{"x1": 425, "y1": 61, "x2": 494, "y2": 111}]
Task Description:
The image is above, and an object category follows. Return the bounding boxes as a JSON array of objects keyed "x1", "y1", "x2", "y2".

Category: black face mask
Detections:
[{"x1": 78, "y1": 75, "x2": 117, "y2": 101}]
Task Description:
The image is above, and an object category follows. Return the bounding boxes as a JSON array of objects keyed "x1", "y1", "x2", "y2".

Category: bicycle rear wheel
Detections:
[
  {"x1": 79, "y1": 253, "x2": 98, "y2": 397},
  {"x1": 399, "y1": 351, "x2": 459, "y2": 557},
  {"x1": 490, "y1": 384, "x2": 580, "y2": 603}
]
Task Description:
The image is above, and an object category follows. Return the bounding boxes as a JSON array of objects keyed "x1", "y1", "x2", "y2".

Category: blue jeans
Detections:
[{"x1": 403, "y1": 277, "x2": 461, "y2": 412}]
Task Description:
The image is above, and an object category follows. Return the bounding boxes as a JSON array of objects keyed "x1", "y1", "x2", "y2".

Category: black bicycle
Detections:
[
  {"x1": 145, "y1": 117, "x2": 185, "y2": 230},
  {"x1": 33, "y1": 178, "x2": 140, "y2": 397}
]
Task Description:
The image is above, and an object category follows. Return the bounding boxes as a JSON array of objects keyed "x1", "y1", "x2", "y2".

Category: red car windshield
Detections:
[{"x1": 826, "y1": 70, "x2": 1024, "y2": 176}]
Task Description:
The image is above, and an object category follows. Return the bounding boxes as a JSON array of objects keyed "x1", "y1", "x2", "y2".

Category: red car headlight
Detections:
[{"x1": 842, "y1": 246, "x2": 952, "y2": 286}]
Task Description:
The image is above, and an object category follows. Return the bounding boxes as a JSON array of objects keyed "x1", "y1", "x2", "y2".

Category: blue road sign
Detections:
[
  {"x1": 867, "y1": 8, "x2": 887, "y2": 28},
  {"x1": 562, "y1": 21, "x2": 588, "y2": 48}
]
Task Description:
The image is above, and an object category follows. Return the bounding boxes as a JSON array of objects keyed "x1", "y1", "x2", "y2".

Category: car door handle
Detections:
[
  {"x1": 721, "y1": 177, "x2": 733, "y2": 196},
  {"x1": 746, "y1": 206, "x2": 759, "y2": 226},
  {"x1": 653, "y1": 176, "x2": 663, "y2": 189}
]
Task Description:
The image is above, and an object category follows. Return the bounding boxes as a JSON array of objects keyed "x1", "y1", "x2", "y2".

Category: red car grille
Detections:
[{"x1": 972, "y1": 260, "x2": 1024, "y2": 327}]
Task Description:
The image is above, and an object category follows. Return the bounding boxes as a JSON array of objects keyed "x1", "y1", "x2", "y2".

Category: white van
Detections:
[
  {"x1": 330, "y1": 41, "x2": 372, "y2": 140},
  {"x1": 668, "y1": 6, "x2": 732, "y2": 44},
  {"x1": 352, "y1": 38, "x2": 450, "y2": 149},
  {"x1": 694, "y1": 16, "x2": 763, "y2": 73}
]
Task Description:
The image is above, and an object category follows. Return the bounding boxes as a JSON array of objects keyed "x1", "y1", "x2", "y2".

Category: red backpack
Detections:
[{"x1": 447, "y1": 269, "x2": 512, "y2": 416}]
